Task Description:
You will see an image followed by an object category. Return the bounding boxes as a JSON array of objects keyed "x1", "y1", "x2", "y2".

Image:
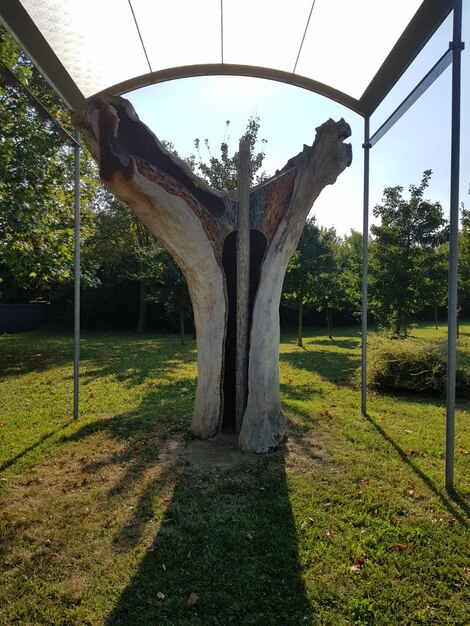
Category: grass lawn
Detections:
[{"x1": 0, "y1": 325, "x2": 469, "y2": 625}]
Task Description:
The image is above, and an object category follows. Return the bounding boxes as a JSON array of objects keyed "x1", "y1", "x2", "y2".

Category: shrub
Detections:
[{"x1": 367, "y1": 335, "x2": 470, "y2": 397}]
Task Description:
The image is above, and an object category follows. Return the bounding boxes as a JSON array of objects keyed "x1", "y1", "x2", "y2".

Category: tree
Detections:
[
  {"x1": 369, "y1": 170, "x2": 447, "y2": 336},
  {"x1": 83, "y1": 196, "x2": 192, "y2": 335},
  {"x1": 458, "y1": 205, "x2": 470, "y2": 315},
  {"x1": 0, "y1": 27, "x2": 100, "y2": 302},
  {"x1": 339, "y1": 229, "x2": 363, "y2": 318},
  {"x1": 309, "y1": 226, "x2": 346, "y2": 339},
  {"x1": 283, "y1": 218, "x2": 345, "y2": 343},
  {"x1": 283, "y1": 218, "x2": 320, "y2": 346},
  {"x1": 145, "y1": 248, "x2": 192, "y2": 344},
  {"x1": 78, "y1": 94, "x2": 351, "y2": 451},
  {"x1": 192, "y1": 118, "x2": 267, "y2": 190}
]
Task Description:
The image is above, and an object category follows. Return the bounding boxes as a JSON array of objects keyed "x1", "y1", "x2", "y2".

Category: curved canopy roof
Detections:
[{"x1": 0, "y1": 0, "x2": 453, "y2": 116}]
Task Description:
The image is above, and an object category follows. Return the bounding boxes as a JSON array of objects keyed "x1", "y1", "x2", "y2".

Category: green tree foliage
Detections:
[
  {"x1": 339, "y1": 229, "x2": 363, "y2": 317},
  {"x1": 84, "y1": 197, "x2": 191, "y2": 335},
  {"x1": 0, "y1": 28, "x2": 101, "y2": 302},
  {"x1": 193, "y1": 118, "x2": 267, "y2": 191},
  {"x1": 369, "y1": 170, "x2": 447, "y2": 336},
  {"x1": 458, "y1": 205, "x2": 470, "y2": 314},
  {"x1": 283, "y1": 218, "x2": 345, "y2": 342}
]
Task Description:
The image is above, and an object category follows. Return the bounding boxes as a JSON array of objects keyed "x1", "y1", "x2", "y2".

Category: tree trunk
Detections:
[
  {"x1": 326, "y1": 306, "x2": 333, "y2": 340},
  {"x1": 77, "y1": 96, "x2": 352, "y2": 452},
  {"x1": 235, "y1": 140, "x2": 251, "y2": 433},
  {"x1": 297, "y1": 293, "x2": 303, "y2": 348},
  {"x1": 180, "y1": 307, "x2": 185, "y2": 345},
  {"x1": 136, "y1": 281, "x2": 147, "y2": 334}
]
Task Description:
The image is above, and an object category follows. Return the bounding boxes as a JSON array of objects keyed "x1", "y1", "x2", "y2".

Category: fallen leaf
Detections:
[
  {"x1": 354, "y1": 556, "x2": 365, "y2": 566},
  {"x1": 350, "y1": 564, "x2": 362, "y2": 574},
  {"x1": 187, "y1": 592, "x2": 198, "y2": 606},
  {"x1": 26, "y1": 478, "x2": 42, "y2": 487},
  {"x1": 162, "y1": 563, "x2": 166, "y2": 571},
  {"x1": 404, "y1": 429, "x2": 413, "y2": 434},
  {"x1": 156, "y1": 591, "x2": 165, "y2": 600},
  {"x1": 246, "y1": 532, "x2": 253, "y2": 541}
]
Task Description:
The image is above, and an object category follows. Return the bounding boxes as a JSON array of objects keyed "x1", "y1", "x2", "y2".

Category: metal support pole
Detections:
[
  {"x1": 361, "y1": 117, "x2": 370, "y2": 416},
  {"x1": 446, "y1": 0, "x2": 464, "y2": 493},
  {"x1": 236, "y1": 140, "x2": 251, "y2": 433},
  {"x1": 73, "y1": 129, "x2": 80, "y2": 419}
]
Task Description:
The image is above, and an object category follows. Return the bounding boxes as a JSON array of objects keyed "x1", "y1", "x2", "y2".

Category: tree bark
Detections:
[
  {"x1": 136, "y1": 281, "x2": 147, "y2": 334},
  {"x1": 77, "y1": 95, "x2": 352, "y2": 452},
  {"x1": 326, "y1": 306, "x2": 333, "y2": 340},
  {"x1": 180, "y1": 307, "x2": 185, "y2": 345},
  {"x1": 297, "y1": 293, "x2": 303, "y2": 348},
  {"x1": 235, "y1": 140, "x2": 251, "y2": 433}
]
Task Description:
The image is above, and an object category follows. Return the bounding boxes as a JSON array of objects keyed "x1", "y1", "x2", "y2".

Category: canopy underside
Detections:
[{"x1": 0, "y1": 0, "x2": 453, "y2": 115}]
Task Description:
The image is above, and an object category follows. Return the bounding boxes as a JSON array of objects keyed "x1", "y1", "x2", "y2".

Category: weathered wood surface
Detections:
[
  {"x1": 235, "y1": 139, "x2": 251, "y2": 433},
  {"x1": 77, "y1": 96, "x2": 352, "y2": 452}
]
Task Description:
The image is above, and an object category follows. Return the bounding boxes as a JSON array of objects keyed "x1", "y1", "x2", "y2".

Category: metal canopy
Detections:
[{"x1": 0, "y1": 0, "x2": 453, "y2": 116}]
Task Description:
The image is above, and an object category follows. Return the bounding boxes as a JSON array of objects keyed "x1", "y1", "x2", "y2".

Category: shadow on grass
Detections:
[
  {"x1": 280, "y1": 348, "x2": 360, "y2": 385},
  {"x1": 54, "y1": 398, "x2": 313, "y2": 625},
  {"x1": 364, "y1": 412, "x2": 470, "y2": 527},
  {"x1": 304, "y1": 337, "x2": 360, "y2": 351},
  {"x1": 0, "y1": 331, "x2": 195, "y2": 384},
  {"x1": 105, "y1": 451, "x2": 312, "y2": 626},
  {"x1": 0, "y1": 420, "x2": 74, "y2": 473}
]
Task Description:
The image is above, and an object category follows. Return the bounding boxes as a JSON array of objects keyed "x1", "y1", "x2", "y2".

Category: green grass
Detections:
[{"x1": 1, "y1": 325, "x2": 469, "y2": 625}]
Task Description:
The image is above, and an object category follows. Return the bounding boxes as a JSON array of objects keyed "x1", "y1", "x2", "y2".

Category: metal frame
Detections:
[
  {"x1": 361, "y1": 119, "x2": 370, "y2": 417},
  {"x1": 0, "y1": 0, "x2": 464, "y2": 489},
  {"x1": 446, "y1": 0, "x2": 464, "y2": 493},
  {"x1": 73, "y1": 129, "x2": 80, "y2": 420},
  {"x1": 361, "y1": 0, "x2": 464, "y2": 493}
]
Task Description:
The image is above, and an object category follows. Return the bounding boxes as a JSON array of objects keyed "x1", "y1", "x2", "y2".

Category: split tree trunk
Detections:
[{"x1": 77, "y1": 95, "x2": 352, "y2": 452}]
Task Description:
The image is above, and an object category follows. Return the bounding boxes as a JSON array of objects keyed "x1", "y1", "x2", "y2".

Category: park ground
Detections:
[{"x1": 0, "y1": 324, "x2": 469, "y2": 625}]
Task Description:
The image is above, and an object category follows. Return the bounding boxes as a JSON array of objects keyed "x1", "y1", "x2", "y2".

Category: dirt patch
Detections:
[{"x1": 183, "y1": 433, "x2": 262, "y2": 470}]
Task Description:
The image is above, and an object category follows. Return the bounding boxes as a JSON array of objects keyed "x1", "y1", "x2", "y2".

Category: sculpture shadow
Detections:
[
  {"x1": 55, "y1": 396, "x2": 313, "y2": 625},
  {"x1": 104, "y1": 448, "x2": 312, "y2": 625}
]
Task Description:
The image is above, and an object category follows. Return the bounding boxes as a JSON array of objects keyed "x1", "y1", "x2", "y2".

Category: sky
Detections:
[{"x1": 126, "y1": 5, "x2": 469, "y2": 238}]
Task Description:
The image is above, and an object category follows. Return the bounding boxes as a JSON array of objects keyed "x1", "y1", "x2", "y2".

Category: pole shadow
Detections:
[{"x1": 364, "y1": 412, "x2": 470, "y2": 526}]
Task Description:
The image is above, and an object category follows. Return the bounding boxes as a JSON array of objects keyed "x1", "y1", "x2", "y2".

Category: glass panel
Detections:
[
  {"x1": 132, "y1": 0, "x2": 221, "y2": 71},
  {"x1": 20, "y1": 0, "x2": 149, "y2": 97},
  {"x1": 223, "y1": 0, "x2": 313, "y2": 72},
  {"x1": 296, "y1": 0, "x2": 423, "y2": 99}
]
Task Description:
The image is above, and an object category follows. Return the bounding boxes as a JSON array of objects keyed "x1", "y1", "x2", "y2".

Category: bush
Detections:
[{"x1": 367, "y1": 335, "x2": 470, "y2": 397}]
